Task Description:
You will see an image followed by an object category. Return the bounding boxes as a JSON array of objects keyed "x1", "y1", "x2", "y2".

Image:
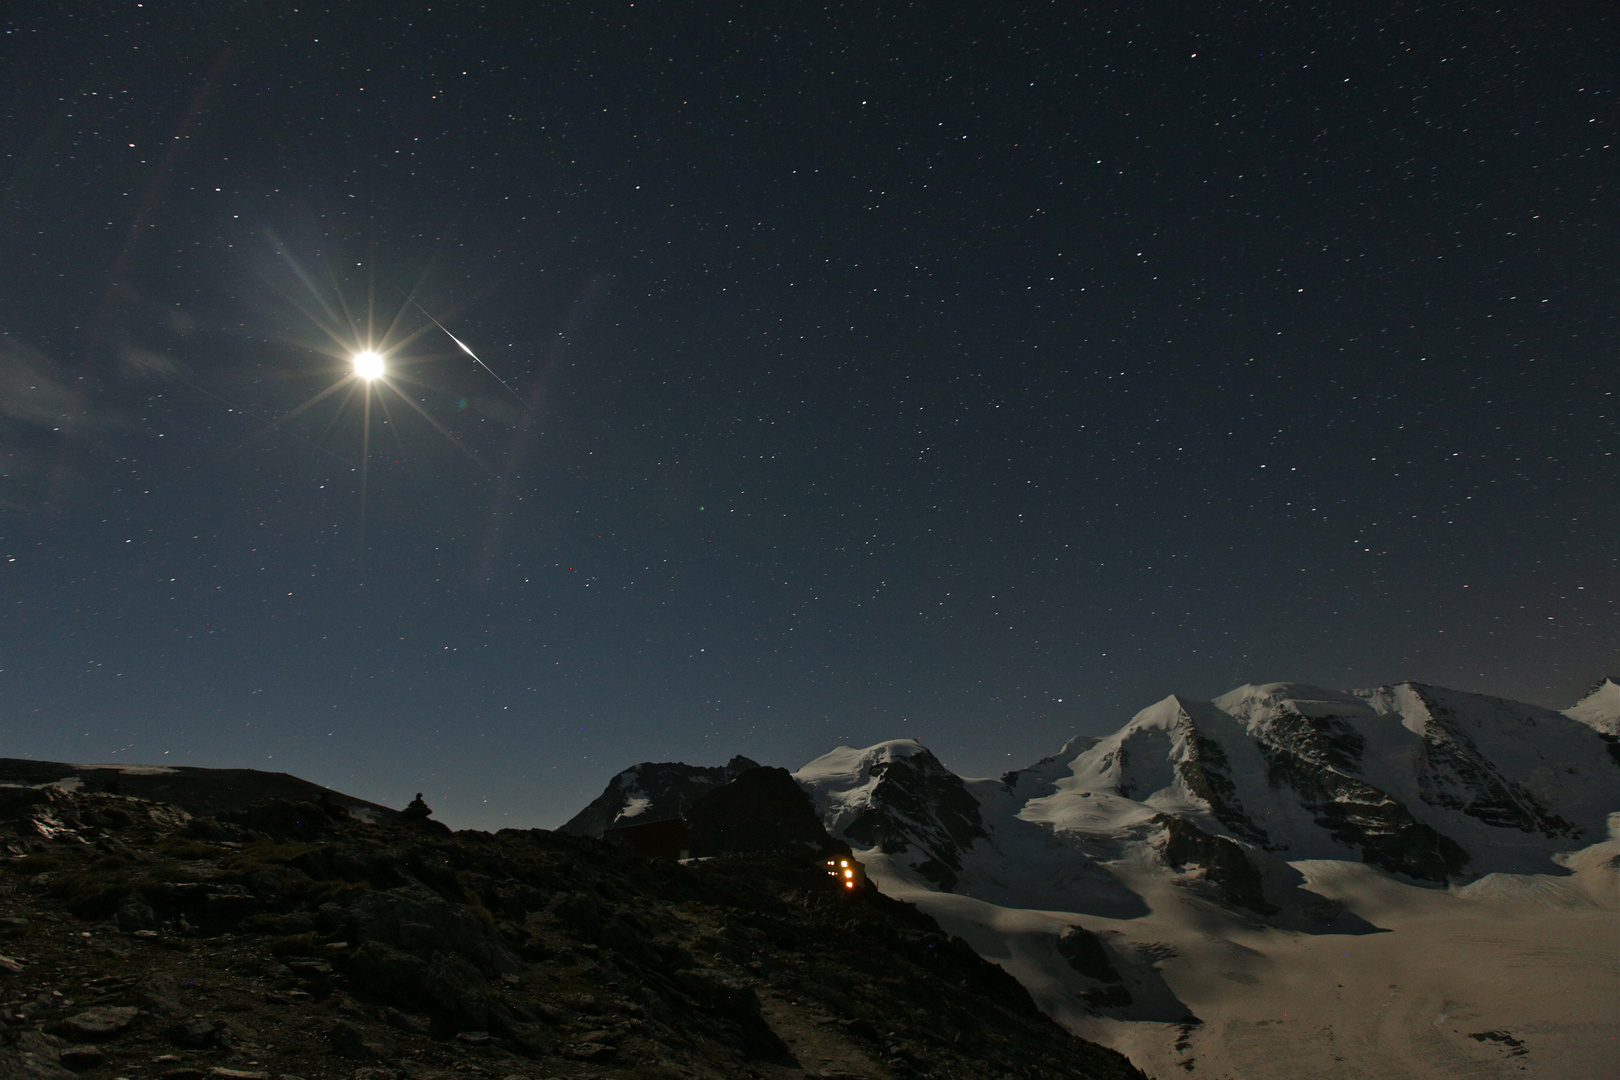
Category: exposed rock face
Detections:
[
  {"x1": 1355, "y1": 682, "x2": 1619, "y2": 865},
  {"x1": 1173, "y1": 716, "x2": 1271, "y2": 848},
  {"x1": 1243, "y1": 700, "x2": 1472, "y2": 882},
  {"x1": 1056, "y1": 926, "x2": 1133, "y2": 1008},
  {"x1": 795, "y1": 741, "x2": 989, "y2": 891},
  {"x1": 1154, "y1": 814, "x2": 1277, "y2": 914},
  {"x1": 1212, "y1": 681, "x2": 1614, "y2": 880},
  {"x1": 1056, "y1": 926, "x2": 1123, "y2": 983},
  {"x1": 685, "y1": 766, "x2": 836, "y2": 857},
  {"x1": 557, "y1": 754, "x2": 759, "y2": 838},
  {"x1": 1403, "y1": 684, "x2": 1579, "y2": 837}
]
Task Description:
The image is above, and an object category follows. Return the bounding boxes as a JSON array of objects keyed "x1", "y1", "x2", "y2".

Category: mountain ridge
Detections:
[
  {"x1": 0, "y1": 774, "x2": 1147, "y2": 1080},
  {"x1": 558, "y1": 754, "x2": 760, "y2": 838},
  {"x1": 569, "y1": 678, "x2": 1619, "y2": 907}
]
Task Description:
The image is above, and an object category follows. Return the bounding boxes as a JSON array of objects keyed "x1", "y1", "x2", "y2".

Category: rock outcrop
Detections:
[
  {"x1": 795, "y1": 740, "x2": 989, "y2": 891},
  {"x1": 556, "y1": 754, "x2": 759, "y2": 838},
  {"x1": 685, "y1": 766, "x2": 837, "y2": 857}
]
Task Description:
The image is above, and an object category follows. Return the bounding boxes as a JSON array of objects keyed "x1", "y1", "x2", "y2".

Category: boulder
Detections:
[
  {"x1": 328, "y1": 1022, "x2": 395, "y2": 1061},
  {"x1": 347, "y1": 940, "x2": 430, "y2": 998},
  {"x1": 48, "y1": 1007, "x2": 140, "y2": 1043},
  {"x1": 422, "y1": 952, "x2": 495, "y2": 1029},
  {"x1": 349, "y1": 885, "x2": 516, "y2": 975},
  {"x1": 0, "y1": 1031, "x2": 74, "y2": 1080},
  {"x1": 55, "y1": 1049, "x2": 104, "y2": 1073},
  {"x1": 166, "y1": 1017, "x2": 227, "y2": 1050},
  {"x1": 114, "y1": 897, "x2": 158, "y2": 933},
  {"x1": 544, "y1": 892, "x2": 604, "y2": 942},
  {"x1": 346, "y1": 939, "x2": 499, "y2": 1029},
  {"x1": 137, "y1": 974, "x2": 182, "y2": 1018},
  {"x1": 381, "y1": 1007, "x2": 432, "y2": 1035}
]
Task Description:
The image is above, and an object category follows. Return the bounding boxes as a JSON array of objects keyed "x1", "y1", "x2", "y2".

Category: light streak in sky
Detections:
[
  {"x1": 135, "y1": 241, "x2": 544, "y2": 553},
  {"x1": 402, "y1": 294, "x2": 526, "y2": 406}
]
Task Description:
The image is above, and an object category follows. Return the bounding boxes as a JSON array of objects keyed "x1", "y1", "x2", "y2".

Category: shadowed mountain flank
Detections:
[
  {"x1": 558, "y1": 755, "x2": 759, "y2": 838},
  {"x1": 0, "y1": 758, "x2": 396, "y2": 821},
  {"x1": 685, "y1": 766, "x2": 835, "y2": 858}
]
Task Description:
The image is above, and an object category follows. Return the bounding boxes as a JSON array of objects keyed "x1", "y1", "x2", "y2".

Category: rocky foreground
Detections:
[{"x1": 0, "y1": 785, "x2": 1144, "y2": 1080}]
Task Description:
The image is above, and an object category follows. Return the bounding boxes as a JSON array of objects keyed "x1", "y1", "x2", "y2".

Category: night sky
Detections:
[{"x1": 1, "y1": 3, "x2": 1614, "y2": 830}]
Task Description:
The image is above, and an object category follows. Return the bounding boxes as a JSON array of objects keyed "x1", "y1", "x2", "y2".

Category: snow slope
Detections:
[
  {"x1": 1564, "y1": 676, "x2": 1620, "y2": 736},
  {"x1": 563, "y1": 677, "x2": 1620, "y2": 1078},
  {"x1": 871, "y1": 824, "x2": 1618, "y2": 1080},
  {"x1": 789, "y1": 679, "x2": 1620, "y2": 1079},
  {"x1": 794, "y1": 739, "x2": 1144, "y2": 914},
  {"x1": 1003, "y1": 681, "x2": 1617, "y2": 881}
]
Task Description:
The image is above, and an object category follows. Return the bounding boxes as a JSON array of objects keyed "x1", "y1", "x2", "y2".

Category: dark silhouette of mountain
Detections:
[
  {"x1": 0, "y1": 758, "x2": 397, "y2": 820},
  {"x1": 685, "y1": 766, "x2": 837, "y2": 858},
  {"x1": 557, "y1": 755, "x2": 759, "y2": 838}
]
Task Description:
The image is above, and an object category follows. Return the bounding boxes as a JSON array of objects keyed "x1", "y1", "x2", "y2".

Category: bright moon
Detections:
[{"x1": 352, "y1": 350, "x2": 385, "y2": 380}]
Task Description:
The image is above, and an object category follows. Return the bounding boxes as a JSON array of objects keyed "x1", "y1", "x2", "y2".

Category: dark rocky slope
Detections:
[
  {"x1": 561, "y1": 757, "x2": 760, "y2": 839},
  {"x1": 0, "y1": 761, "x2": 396, "y2": 822},
  {"x1": 0, "y1": 783, "x2": 1144, "y2": 1080}
]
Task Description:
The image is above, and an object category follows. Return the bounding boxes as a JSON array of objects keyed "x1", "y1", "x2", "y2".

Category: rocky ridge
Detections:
[
  {"x1": 0, "y1": 762, "x2": 396, "y2": 823},
  {"x1": 574, "y1": 679, "x2": 1618, "y2": 934},
  {"x1": 0, "y1": 779, "x2": 1144, "y2": 1080},
  {"x1": 792, "y1": 745, "x2": 987, "y2": 894},
  {"x1": 560, "y1": 758, "x2": 760, "y2": 840}
]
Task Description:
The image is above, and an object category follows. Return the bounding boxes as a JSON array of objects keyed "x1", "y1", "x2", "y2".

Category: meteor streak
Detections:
[{"x1": 403, "y1": 295, "x2": 526, "y2": 406}]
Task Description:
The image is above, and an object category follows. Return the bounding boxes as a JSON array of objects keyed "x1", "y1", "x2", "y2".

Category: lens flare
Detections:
[{"x1": 352, "y1": 350, "x2": 385, "y2": 380}]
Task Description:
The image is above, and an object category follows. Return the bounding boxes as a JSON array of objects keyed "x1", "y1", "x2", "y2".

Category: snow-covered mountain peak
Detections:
[
  {"x1": 1214, "y1": 682, "x2": 1377, "y2": 728},
  {"x1": 1014, "y1": 695, "x2": 1261, "y2": 841},
  {"x1": 793, "y1": 739, "x2": 962, "y2": 829},
  {"x1": 794, "y1": 739, "x2": 988, "y2": 890},
  {"x1": 1064, "y1": 695, "x2": 1194, "y2": 801},
  {"x1": 999, "y1": 733, "x2": 1103, "y2": 795},
  {"x1": 793, "y1": 738, "x2": 933, "y2": 790},
  {"x1": 1008, "y1": 678, "x2": 1618, "y2": 882},
  {"x1": 1565, "y1": 677, "x2": 1620, "y2": 736}
]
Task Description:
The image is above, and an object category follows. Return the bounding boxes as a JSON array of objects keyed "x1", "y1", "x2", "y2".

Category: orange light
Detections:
[{"x1": 844, "y1": 881, "x2": 855, "y2": 888}]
